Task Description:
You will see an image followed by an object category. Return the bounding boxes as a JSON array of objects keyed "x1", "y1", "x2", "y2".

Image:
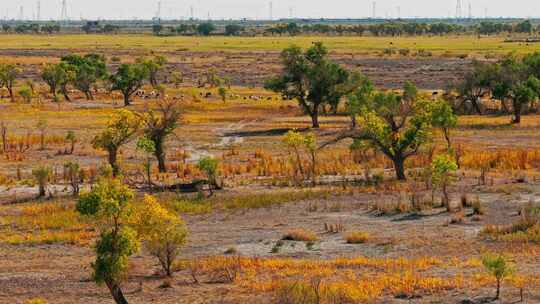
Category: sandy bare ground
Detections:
[{"x1": 1, "y1": 180, "x2": 540, "y2": 303}]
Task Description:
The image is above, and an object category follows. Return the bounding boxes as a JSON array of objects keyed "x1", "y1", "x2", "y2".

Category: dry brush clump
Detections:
[
  {"x1": 345, "y1": 231, "x2": 370, "y2": 244},
  {"x1": 482, "y1": 202, "x2": 540, "y2": 243},
  {"x1": 0, "y1": 201, "x2": 95, "y2": 246},
  {"x1": 182, "y1": 255, "x2": 540, "y2": 303},
  {"x1": 189, "y1": 255, "x2": 511, "y2": 303},
  {"x1": 168, "y1": 190, "x2": 330, "y2": 215},
  {"x1": 24, "y1": 299, "x2": 48, "y2": 304},
  {"x1": 372, "y1": 194, "x2": 417, "y2": 216},
  {"x1": 282, "y1": 229, "x2": 319, "y2": 242},
  {"x1": 461, "y1": 148, "x2": 540, "y2": 172}
]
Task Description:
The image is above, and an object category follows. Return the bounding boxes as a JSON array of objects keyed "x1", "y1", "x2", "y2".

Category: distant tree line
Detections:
[
  {"x1": 82, "y1": 21, "x2": 121, "y2": 34},
  {"x1": 1, "y1": 23, "x2": 61, "y2": 34},
  {"x1": 151, "y1": 22, "x2": 244, "y2": 36},
  {"x1": 1, "y1": 20, "x2": 537, "y2": 37},
  {"x1": 151, "y1": 20, "x2": 538, "y2": 37},
  {"x1": 266, "y1": 20, "x2": 537, "y2": 36}
]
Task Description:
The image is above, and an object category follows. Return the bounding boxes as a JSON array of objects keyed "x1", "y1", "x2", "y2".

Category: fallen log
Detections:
[{"x1": 157, "y1": 180, "x2": 223, "y2": 197}]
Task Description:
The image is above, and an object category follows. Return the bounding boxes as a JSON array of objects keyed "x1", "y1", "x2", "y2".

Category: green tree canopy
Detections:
[
  {"x1": 492, "y1": 55, "x2": 540, "y2": 124},
  {"x1": 77, "y1": 178, "x2": 139, "y2": 304},
  {"x1": 109, "y1": 63, "x2": 149, "y2": 106},
  {"x1": 265, "y1": 42, "x2": 353, "y2": 128},
  {"x1": 92, "y1": 110, "x2": 139, "y2": 176},
  {"x1": 136, "y1": 55, "x2": 167, "y2": 88},
  {"x1": 61, "y1": 53, "x2": 108, "y2": 100},
  {"x1": 196, "y1": 23, "x2": 216, "y2": 36},
  {"x1": 0, "y1": 63, "x2": 20, "y2": 102},
  {"x1": 329, "y1": 82, "x2": 438, "y2": 180}
]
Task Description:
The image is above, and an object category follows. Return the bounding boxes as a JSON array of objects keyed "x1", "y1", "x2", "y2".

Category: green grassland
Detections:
[{"x1": 2, "y1": 34, "x2": 540, "y2": 55}]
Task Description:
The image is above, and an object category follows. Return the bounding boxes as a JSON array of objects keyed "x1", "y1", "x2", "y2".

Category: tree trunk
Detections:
[
  {"x1": 471, "y1": 97, "x2": 482, "y2": 115},
  {"x1": 512, "y1": 101, "x2": 522, "y2": 124},
  {"x1": 8, "y1": 86, "x2": 14, "y2": 103},
  {"x1": 1, "y1": 125, "x2": 7, "y2": 153},
  {"x1": 154, "y1": 139, "x2": 166, "y2": 173},
  {"x1": 106, "y1": 281, "x2": 129, "y2": 304},
  {"x1": 331, "y1": 103, "x2": 338, "y2": 115},
  {"x1": 501, "y1": 98, "x2": 510, "y2": 113},
  {"x1": 38, "y1": 184, "x2": 46, "y2": 198},
  {"x1": 145, "y1": 159, "x2": 152, "y2": 186},
  {"x1": 85, "y1": 90, "x2": 94, "y2": 100},
  {"x1": 165, "y1": 247, "x2": 173, "y2": 276},
  {"x1": 393, "y1": 156, "x2": 406, "y2": 181},
  {"x1": 40, "y1": 133, "x2": 45, "y2": 150},
  {"x1": 443, "y1": 128, "x2": 452, "y2": 151},
  {"x1": 310, "y1": 151, "x2": 317, "y2": 187},
  {"x1": 311, "y1": 107, "x2": 320, "y2": 129},
  {"x1": 442, "y1": 183, "x2": 450, "y2": 211},
  {"x1": 495, "y1": 279, "x2": 500, "y2": 300},
  {"x1": 50, "y1": 85, "x2": 57, "y2": 98},
  {"x1": 61, "y1": 86, "x2": 71, "y2": 102},
  {"x1": 108, "y1": 148, "x2": 120, "y2": 177},
  {"x1": 123, "y1": 93, "x2": 131, "y2": 106}
]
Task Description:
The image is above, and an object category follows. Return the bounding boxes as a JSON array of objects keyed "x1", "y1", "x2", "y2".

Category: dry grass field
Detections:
[
  {"x1": 0, "y1": 34, "x2": 540, "y2": 304},
  {"x1": 1, "y1": 34, "x2": 540, "y2": 55}
]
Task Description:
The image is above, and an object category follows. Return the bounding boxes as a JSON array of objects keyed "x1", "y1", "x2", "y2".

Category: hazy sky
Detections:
[{"x1": 3, "y1": 0, "x2": 540, "y2": 20}]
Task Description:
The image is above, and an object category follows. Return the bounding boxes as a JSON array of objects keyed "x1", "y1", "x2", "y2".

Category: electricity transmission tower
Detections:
[
  {"x1": 60, "y1": 0, "x2": 68, "y2": 20},
  {"x1": 269, "y1": 1, "x2": 273, "y2": 21},
  {"x1": 455, "y1": 0, "x2": 462, "y2": 19},
  {"x1": 156, "y1": 1, "x2": 162, "y2": 19},
  {"x1": 37, "y1": 1, "x2": 41, "y2": 21},
  {"x1": 372, "y1": 2, "x2": 376, "y2": 18}
]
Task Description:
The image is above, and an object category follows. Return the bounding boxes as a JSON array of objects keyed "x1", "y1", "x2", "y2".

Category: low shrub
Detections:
[
  {"x1": 274, "y1": 280, "x2": 322, "y2": 304},
  {"x1": 345, "y1": 231, "x2": 370, "y2": 244},
  {"x1": 482, "y1": 202, "x2": 540, "y2": 243},
  {"x1": 169, "y1": 190, "x2": 327, "y2": 215},
  {"x1": 282, "y1": 229, "x2": 318, "y2": 242},
  {"x1": 449, "y1": 211, "x2": 464, "y2": 224},
  {"x1": 472, "y1": 198, "x2": 485, "y2": 215},
  {"x1": 224, "y1": 247, "x2": 238, "y2": 255},
  {"x1": 398, "y1": 48, "x2": 411, "y2": 56},
  {"x1": 25, "y1": 299, "x2": 47, "y2": 304}
]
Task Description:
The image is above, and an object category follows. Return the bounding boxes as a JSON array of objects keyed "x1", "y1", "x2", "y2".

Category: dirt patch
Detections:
[{"x1": 3, "y1": 48, "x2": 471, "y2": 90}]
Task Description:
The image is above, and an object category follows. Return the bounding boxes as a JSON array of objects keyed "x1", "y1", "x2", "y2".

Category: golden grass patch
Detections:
[
  {"x1": 0, "y1": 201, "x2": 95, "y2": 246},
  {"x1": 345, "y1": 231, "x2": 370, "y2": 244},
  {"x1": 282, "y1": 229, "x2": 319, "y2": 242}
]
